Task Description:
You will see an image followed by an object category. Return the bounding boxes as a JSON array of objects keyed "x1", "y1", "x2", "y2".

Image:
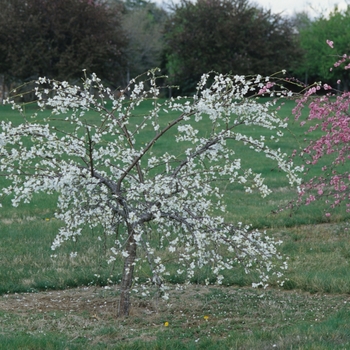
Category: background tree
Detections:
[
  {"x1": 164, "y1": 0, "x2": 302, "y2": 93},
  {"x1": 290, "y1": 11, "x2": 312, "y2": 85},
  {"x1": 298, "y1": 5, "x2": 350, "y2": 89},
  {"x1": 121, "y1": 1, "x2": 167, "y2": 84},
  {"x1": 0, "y1": 0, "x2": 127, "y2": 85},
  {"x1": 291, "y1": 11, "x2": 312, "y2": 32},
  {"x1": 2, "y1": 70, "x2": 301, "y2": 316}
]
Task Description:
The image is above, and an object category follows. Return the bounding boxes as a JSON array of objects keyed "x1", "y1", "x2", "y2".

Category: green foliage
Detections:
[
  {"x1": 164, "y1": 0, "x2": 302, "y2": 93},
  {"x1": 0, "y1": 0, "x2": 127, "y2": 84},
  {"x1": 298, "y1": 5, "x2": 350, "y2": 88}
]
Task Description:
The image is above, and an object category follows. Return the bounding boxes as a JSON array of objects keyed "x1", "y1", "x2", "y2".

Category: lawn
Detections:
[{"x1": 0, "y1": 96, "x2": 349, "y2": 349}]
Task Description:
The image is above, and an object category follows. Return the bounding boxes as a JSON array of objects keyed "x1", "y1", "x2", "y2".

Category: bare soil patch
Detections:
[{"x1": 0, "y1": 286, "x2": 121, "y2": 318}]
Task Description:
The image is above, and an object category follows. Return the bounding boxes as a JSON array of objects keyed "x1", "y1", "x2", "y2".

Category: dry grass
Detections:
[{"x1": 1, "y1": 282, "x2": 350, "y2": 349}]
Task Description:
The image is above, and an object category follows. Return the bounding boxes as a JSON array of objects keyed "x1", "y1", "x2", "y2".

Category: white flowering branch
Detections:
[{"x1": 1, "y1": 69, "x2": 301, "y2": 316}]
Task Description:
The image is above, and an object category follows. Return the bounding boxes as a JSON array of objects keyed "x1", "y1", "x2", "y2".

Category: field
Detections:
[{"x1": 0, "y1": 97, "x2": 350, "y2": 349}]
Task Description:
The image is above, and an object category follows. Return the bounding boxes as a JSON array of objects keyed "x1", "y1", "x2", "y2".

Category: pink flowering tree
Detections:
[
  {"x1": 1, "y1": 70, "x2": 301, "y2": 316},
  {"x1": 293, "y1": 40, "x2": 350, "y2": 216}
]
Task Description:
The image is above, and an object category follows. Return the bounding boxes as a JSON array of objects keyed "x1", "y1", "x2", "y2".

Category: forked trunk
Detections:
[{"x1": 118, "y1": 227, "x2": 137, "y2": 317}]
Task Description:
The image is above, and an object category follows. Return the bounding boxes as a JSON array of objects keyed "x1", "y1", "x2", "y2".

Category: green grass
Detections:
[{"x1": 1, "y1": 99, "x2": 350, "y2": 348}]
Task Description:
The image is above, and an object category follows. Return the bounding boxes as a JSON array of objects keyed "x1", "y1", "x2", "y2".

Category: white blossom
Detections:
[{"x1": 0, "y1": 70, "x2": 301, "y2": 304}]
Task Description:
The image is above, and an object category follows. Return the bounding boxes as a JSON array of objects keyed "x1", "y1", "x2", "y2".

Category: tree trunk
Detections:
[{"x1": 118, "y1": 227, "x2": 137, "y2": 317}]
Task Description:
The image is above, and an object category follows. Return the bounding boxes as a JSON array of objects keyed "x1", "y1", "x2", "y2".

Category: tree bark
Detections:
[{"x1": 118, "y1": 226, "x2": 137, "y2": 317}]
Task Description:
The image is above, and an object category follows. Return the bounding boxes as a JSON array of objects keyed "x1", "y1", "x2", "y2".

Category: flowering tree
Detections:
[
  {"x1": 1, "y1": 70, "x2": 301, "y2": 316},
  {"x1": 293, "y1": 40, "x2": 350, "y2": 216}
]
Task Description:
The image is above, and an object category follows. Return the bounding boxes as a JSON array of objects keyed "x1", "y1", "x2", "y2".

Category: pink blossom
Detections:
[
  {"x1": 325, "y1": 213, "x2": 331, "y2": 217},
  {"x1": 292, "y1": 77, "x2": 350, "y2": 214},
  {"x1": 305, "y1": 195, "x2": 316, "y2": 205},
  {"x1": 258, "y1": 82, "x2": 275, "y2": 95},
  {"x1": 326, "y1": 40, "x2": 334, "y2": 48}
]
